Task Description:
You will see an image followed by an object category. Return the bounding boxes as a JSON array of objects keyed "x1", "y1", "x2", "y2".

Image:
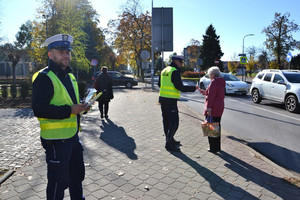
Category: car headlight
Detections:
[{"x1": 226, "y1": 83, "x2": 234, "y2": 87}]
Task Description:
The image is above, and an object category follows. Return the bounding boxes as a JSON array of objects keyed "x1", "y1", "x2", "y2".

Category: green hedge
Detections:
[
  {"x1": 20, "y1": 81, "x2": 30, "y2": 99},
  {"x1": 1, "y1": 85, "x2": 8, "y2": 99}
]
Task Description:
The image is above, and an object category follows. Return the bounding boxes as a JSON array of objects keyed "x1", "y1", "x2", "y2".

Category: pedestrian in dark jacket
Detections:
[
  {"x1": 158, "y1": 55, "x2": 198, "y2": 152},
  {"x1": 199, "y1": 66, "x2": 225, "y2": 153},
  {"x1": 93, "y1": 66, "x2": 113, "y2": 119}
]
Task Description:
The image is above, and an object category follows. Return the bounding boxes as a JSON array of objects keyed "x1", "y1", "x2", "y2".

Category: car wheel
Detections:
[
  {"x1": 125, "y1": 82, "x2": 133, "y2": 88},
  {"x1": 285, "y1": 95, "x2": 299, "y2": 113},
  {"x1": 200, "y1": 82, "x2": 205, "y2": 89},
  {"x1": 251, "y1": 89, "x2": 261, "y2": 104}
]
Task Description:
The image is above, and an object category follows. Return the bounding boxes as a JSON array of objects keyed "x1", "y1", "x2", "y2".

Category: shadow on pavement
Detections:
[
  {"x1": 250, "y1": 142, "x2": 300, "y2": 174},
  {"x1": 218, "y1": 151, "x2": 299, "y2": 199},
  {"x1": 13, "y1": 108, "x2": 35, "y2": 118},
  {"x1": 171, "y1": 151, "x2": 258, "y2": 199},
  {"x1": 228, "y1": 136, "x2": 300, "y2": 175},
  {"x1": 99, "y1": 118, "x2": 138, "y2": 160},
  {"x1": 179, "y1": 111, "x2": 203, "y2": 121}
]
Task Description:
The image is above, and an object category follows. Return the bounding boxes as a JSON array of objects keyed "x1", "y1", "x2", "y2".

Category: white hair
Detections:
[{"x1": 207, "y1": 66, "x2": 221, "y2": 77}]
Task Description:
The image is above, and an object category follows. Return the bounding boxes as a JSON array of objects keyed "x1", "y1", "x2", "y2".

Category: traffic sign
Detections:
[
  {"x1": 141, "y1": 50, "x2": 150, "y2": 61},
  {"x1": 214, "y1": 59, "x2": 220, "y2": 65},
  {"x1": 238, "y1": 54, "x2": 246, "y2": 57},
  {"x1": 240, "y1": 57, "x2": 247, "y2": 64},
  {"x1": 287, "y1": 52, "x2": 292, "y2": 63},
  {"x1": 91, "y1": 59, "x2": 98, "y2": 67}
]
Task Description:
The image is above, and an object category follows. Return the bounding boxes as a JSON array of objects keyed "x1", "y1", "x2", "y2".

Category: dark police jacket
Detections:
[
  {"x1": 158, "y1": 63, "x2": 196, "y2": 104},
  {"x1": 32, "y1": 59, "x2": 80, "y2": 132}
]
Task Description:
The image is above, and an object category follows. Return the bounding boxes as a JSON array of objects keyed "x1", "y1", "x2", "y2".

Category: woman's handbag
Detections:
[{"x1": 202, "y1": 116, "x2": 220, "y2": 137}]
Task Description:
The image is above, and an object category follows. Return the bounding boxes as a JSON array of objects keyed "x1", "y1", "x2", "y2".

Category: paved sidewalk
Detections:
[{"x1": 0, "y1": 86, "x2": 300, "y2": 199}]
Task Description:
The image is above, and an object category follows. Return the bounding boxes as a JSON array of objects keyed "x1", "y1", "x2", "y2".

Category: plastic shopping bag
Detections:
[{"x1": 201, "y1": 116, "x2": 220, "y2": 137}]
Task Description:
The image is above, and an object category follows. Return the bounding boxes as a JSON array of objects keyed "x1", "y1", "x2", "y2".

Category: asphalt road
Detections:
[{"x1": 180, "y1": 91, "x2": 300, "y2": 175}]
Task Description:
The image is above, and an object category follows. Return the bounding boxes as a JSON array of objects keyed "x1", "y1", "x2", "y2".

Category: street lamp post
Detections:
[
  {"x1": 242, "y1": 34, "x2": 254, "y2": 81},
  {"x1": 242, "y1": 34, "x2": 254, "y2": 55}
]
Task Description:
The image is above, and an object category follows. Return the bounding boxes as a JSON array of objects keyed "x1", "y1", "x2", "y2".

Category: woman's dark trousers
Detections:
[{"x1": 208, "y1": 116, "x2": 221, "y2": 152}]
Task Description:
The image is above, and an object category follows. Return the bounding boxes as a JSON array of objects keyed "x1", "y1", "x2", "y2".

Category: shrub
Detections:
[
  {"x1": 182, "y1": 71, "x2": 201, "y2": 78},
  {"x1": 10, "y1": 84, "x2": 17, "y2": 99},
  {"x1": 20, "y1": 81, "x2": 30, "y2": 99},
  {"x1": 1, "y1": 85, "x2": 8, "y2": 99},
  {"x1": 78, "y1": 81, "x2": 86, "y2": 100}
]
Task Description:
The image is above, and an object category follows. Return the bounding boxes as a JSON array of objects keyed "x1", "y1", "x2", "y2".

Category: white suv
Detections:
[{"x1": 250, "y1": 69, "x2": 300, "y2": 113}]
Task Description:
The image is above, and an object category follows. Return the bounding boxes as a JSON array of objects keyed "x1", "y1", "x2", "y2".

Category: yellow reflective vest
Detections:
[
  {"x1": 159, "y1": 66, "x2": 180, "y2": 99},
  {"x1": 32, "y1": 68, "x2": 79, "y2": 139}
]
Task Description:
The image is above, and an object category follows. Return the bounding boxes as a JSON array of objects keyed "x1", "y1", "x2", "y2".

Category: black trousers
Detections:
[
  {"x1": 206, "y1": 116, "x2": 221, "y2": 152},
  {"x1": 41, "y1": 134, "x2": 85, "y2": 200},
  {"x1": 160, "y1": 101, "x2": 179, "y2": 147},
  {"x1": 98, "y1": 101, "x2": 109, "y2": 117}
]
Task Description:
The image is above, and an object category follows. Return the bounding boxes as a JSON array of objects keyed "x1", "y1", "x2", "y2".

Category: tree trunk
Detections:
[
  {"x1": 12, "y1": 64, "x2": 16, "y2": 85},
  {"x1": 8, "y1": 54, "x2": 20, "y2": 85}
]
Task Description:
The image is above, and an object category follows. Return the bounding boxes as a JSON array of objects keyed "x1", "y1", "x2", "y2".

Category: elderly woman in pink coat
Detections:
[{"x1": 199, "y1": 66, "x2": 225, "y2": 153}]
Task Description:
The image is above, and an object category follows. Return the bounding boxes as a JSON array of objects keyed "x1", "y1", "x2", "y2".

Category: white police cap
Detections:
[
  {"x1": 171, "y1": 55, "x2": 184, "y2": 61},
  {"x1": 44, "y1": 34, "x2": 73, "y2": 51}
]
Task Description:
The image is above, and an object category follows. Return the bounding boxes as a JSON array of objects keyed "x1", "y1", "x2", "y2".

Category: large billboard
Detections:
[{"x1": 152, "y1": 7, "x2": 173, "y2": 52}]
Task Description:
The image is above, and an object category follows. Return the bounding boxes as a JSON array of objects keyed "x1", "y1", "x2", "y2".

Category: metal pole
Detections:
[
  {"x1": 161, "y1": 8, "x2": 164, "y2": 71},
  {"x1": 242, "y1": 34, "x2": 254, "y2": 81},
  {"x1": 151, "y1": 0, "x2": 154, "y2": 89}
]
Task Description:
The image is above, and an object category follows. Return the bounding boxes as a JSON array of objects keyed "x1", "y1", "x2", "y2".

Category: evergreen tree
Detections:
[{"x1": 200, "y1": 24, "x2": 223, "y2": 71}]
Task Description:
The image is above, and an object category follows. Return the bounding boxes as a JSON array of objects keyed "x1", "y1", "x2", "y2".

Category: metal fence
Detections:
[{"x1": 0, "y1": 62, "x2": 33, "y2": 78}]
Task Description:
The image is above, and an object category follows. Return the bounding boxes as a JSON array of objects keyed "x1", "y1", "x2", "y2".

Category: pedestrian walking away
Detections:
[
  {"x1": 32, "y1": 34, "x2": 90, "y2": 200},
  {"x1": 93, "y1": 66, "x2": 114, "y2": 119},
  {"x1": 198, "y1": 66, "x2": 225, "y2": 153},
  {"x1": 158, "y1": 55, "x2": 198, "y2": 152}
]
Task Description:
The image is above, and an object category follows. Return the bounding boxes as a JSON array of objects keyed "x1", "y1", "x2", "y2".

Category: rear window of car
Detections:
[
  {"x1": 257, "y1": 73, "x2": 264, "y2": 79},
  {"x1": 263, "y1": 73, "x2": 273, "y2": 82},
  {"x1": 222, "y1": 74, "x2": 239, "y2": 81},
  {"x1": 284, "y1": 73, "x2": 300, "y2": 83}
]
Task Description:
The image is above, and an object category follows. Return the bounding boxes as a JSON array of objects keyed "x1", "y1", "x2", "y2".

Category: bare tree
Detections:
[{"x1": 262, "y1": 12, "x2": 299, "y2": 69}]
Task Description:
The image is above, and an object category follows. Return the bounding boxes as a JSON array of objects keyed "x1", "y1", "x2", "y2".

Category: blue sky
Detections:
[{"x1": 1, "y1": 0, "x2": 300, "y2": 61}]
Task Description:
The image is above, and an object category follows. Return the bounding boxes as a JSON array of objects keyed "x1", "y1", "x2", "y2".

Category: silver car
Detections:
[
  {"x1": 199, "y1": 73, "x2": 249, "y2": 95},
  {"x1": 250, "y1": 69, "x2": 300, "y2": 113}
]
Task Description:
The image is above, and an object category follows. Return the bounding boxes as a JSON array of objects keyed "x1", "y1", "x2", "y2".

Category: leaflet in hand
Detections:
[
  {"x1": 83, "y1": 89, "x2": 102, "y2": 107},
  {"x1": 83, "y1": 89, "x2": 103, "y2": 107}
]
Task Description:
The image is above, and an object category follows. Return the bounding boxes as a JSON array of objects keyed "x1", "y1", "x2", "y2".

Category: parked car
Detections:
[
  {"x1": 92, "y1": 71, "x2": 138, "y2": 88},
  {"x1": 199, "y1": 72, "x2": 249, "y2": 95},
  {"x1": 250, "y1": 69, "x2": 300, "y2": 113}
]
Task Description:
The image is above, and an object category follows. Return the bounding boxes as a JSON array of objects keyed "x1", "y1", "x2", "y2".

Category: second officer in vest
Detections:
[
  {"x1": 32, "y1": 34, "x2": 89, "y2": 200},
  {"x1": 158, "y1": 55, "x2": 198, "y2": 152}
]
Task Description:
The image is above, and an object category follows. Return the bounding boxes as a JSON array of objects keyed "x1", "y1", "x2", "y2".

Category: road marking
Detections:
[{"x1": 227, "y1": 98, "x2": 300, "y2": 122}]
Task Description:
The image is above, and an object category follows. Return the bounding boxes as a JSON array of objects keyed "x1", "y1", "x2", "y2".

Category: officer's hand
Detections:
[
  {"x1": 71, "y1": 104, "x2": 86, "y2": 114},
  {"x1": 83, "y1": 103, "x2": 91, "y2": 112}
]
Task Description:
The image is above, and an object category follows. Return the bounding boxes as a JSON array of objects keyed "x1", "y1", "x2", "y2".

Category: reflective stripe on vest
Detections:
[
  {"x1": 159, "y1": 66, "x2": 180, "y2": 99},
  {"x1": 33, "y1": 68, "x2": 79, "y2": 139}
]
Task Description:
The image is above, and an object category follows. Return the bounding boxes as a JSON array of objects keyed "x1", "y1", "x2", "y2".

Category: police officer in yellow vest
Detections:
[
  {"x1": 159, "y1": 55, "x2": 198, "y2": 152},
  {"x1": 32, "y1": 34, "x2": 89, "y2": 200}
]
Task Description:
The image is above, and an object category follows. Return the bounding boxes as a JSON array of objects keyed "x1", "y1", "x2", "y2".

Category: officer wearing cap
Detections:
[
  {"x1": 32, "y1": 34, "x2": 88, "y2": 200},
  {"x1": 158, "y1": 55, "x2": 198, "y2": 152}
]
